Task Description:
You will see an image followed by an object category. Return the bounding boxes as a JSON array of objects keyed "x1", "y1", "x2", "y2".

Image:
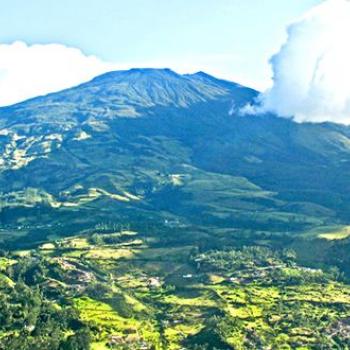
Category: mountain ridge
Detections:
[{"x1": 0, "y1": 68, "x2": 256, "y2": 113}]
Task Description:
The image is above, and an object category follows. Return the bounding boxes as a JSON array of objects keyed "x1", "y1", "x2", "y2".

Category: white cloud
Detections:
[
  {"x1": 246, "y1": 0, "x2": 350, "y2": 124},
  {"x1": 0, "y1": 41, "x2": 119, "y2": 106}
]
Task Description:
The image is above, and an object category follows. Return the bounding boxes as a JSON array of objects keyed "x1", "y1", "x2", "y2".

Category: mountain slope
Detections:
[{"x1": 1, "y1": 68, "x2": 350, "y2": 251}]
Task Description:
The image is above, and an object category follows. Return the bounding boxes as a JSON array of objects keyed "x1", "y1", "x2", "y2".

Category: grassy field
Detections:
[{"x1": 302, "y1": 225, "x2": 350, "y2": 239}]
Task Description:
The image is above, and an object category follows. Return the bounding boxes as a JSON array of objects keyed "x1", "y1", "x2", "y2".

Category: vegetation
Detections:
[
  {"x1": 0, "y1": 231, "x2": 350, "y2": 349},
  {"x1": 2, "y1": 69, "x2": 350, "y2": 348}
]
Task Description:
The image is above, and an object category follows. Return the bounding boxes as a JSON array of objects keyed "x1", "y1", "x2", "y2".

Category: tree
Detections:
[{"x1": 60, "y1": 329, "x2": 91, "y2": 350}]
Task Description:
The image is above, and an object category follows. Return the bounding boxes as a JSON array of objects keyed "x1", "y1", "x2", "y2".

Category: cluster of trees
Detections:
[
  {"x1": 193, "y1": 246, "x2": 290, "y2": 272},
  {"x1": 0, "y1": 256, "x2": 91, "y2": 350},
  {"x1": 89, "y1": 233, "x2": 122, "y2": 245}
]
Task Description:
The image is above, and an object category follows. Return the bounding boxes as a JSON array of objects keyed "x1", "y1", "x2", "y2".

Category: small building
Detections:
[
  {"x1": 139, "y1": 341, "x2": 150, "y2": 350},
  {"x1": 228, "y1": 277, "x2": 241, "y2": 284},
  {"x1": 107, "y1": 335, "x2": 124, "y2": 348},
  {"x1": 147, "y1": 277, "x2": 161, "y2": 288}
]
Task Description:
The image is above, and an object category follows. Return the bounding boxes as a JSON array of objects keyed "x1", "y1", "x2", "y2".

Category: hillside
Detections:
[
  {"x1": 1, "y1": 69, "x2": 350, "y2": 247},
  {"x1": 2, "y1": 69, "x2": 350, "y2": 349}
]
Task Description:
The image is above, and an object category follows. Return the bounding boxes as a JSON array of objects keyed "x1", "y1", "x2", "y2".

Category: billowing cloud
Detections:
[
  {"x1": 0, "y1": 41, "x2": 118, "y2": 106},
  {"x1": 245, "y1": 0, "x2": 350, "y2": 124}
]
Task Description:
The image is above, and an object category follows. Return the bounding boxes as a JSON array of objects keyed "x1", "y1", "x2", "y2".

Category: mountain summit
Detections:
[
  {"x1": 0, "y1": 69, "x2": 257, "y2": 136},
  {"x1": 79, "y1": 67, "x2": 250, "y2": 109},
  {"x1": 12, "y1": 68, "x2": 252, "y2": 108}
]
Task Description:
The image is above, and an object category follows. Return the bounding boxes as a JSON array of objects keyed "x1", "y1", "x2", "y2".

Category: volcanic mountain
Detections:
[{"x1": 1, "y1": 68, "x2": 350, "y2": 259}]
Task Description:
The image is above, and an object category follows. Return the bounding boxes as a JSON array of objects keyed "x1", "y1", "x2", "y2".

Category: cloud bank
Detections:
[
  {"x1": 246, "y1": 0, "x2": 350, "y2": 124},
  {"x1": 0, "y1": 41, "x2": 118, "y2": 106}
]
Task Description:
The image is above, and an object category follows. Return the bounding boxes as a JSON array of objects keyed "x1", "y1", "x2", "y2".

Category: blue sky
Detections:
[{"x1": 0, "y1": 0, "x2": 322, "y2": 106}]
